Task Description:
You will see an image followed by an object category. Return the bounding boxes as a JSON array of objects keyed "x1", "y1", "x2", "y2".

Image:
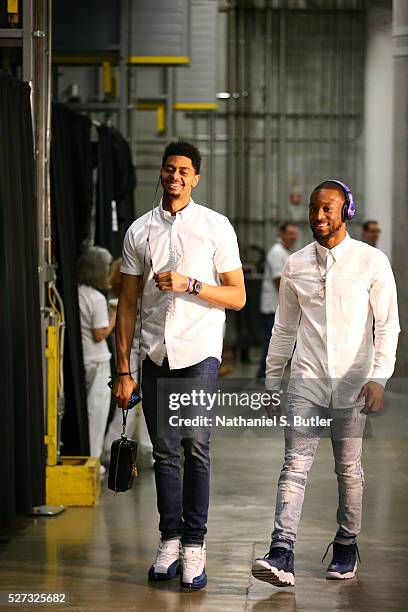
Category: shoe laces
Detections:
[
  {"x1": 155, "y1": 540, "x2": 180, "y2": 565},
  {"x1": 182, "y1": 546, "x2": 204, "y2": 573},
  {"x1": 321, "y1": 541, "x2": 361, "y2": 564},
  {"x1": 265, "y1": 546, "x2": 290, "y2": 563}
]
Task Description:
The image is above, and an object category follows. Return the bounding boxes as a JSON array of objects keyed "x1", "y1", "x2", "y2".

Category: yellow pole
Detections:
[
  {"x1": 102, "y1": 61, "x2": 112, "y2": 95},
  {"x1": 45, "y1": 325, "x2": 58, "y2": 467}
]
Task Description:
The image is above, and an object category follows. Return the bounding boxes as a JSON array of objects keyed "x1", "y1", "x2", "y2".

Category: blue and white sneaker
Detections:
[
  {"x1": 180, "y1": 542, "x2": 207, "y2": 591},
  {"x1": 252, "y1": 546, "x2": 295, "y2": 587},
  {"x1": 323, "y1": 541, "x2": 361, "y2": 580},
  {"x1": 148, "y1": 538, "x2": 181, "y2": 581}
]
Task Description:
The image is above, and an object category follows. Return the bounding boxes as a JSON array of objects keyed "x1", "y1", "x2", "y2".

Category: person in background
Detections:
[
  {"x1": 78, "y1": 246, "x2": 116, "y2": 474},
  {"x1": 257, "y1": 222, "x2": 298, "y2": 378},
  {"x1": 361, "y1": 220, "x2": 381, "y2": 248}
]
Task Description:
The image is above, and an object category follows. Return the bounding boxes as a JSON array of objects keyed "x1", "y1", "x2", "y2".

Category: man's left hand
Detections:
[
  {"x1": 154, "y1": 270, "x2": 189, "y2": 293},
  {"x1": 357, "y1": 381, "x2": 385, "y2": 414}
]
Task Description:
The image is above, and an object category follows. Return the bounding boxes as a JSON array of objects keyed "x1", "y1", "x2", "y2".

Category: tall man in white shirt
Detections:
[
  {"x1": 113, "y1": 141, "x2": 245, "y2": 592},
  {"x1": 252, "y1": 180, "x2": 399, "y2": 587},
  {"x1": 257, "y1": 222, "x2": 298, "y2": 377}
]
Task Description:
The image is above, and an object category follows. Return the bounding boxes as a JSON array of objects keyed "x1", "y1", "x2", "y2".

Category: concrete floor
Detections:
[
  {"x1": 0, "y1": 430, "x2": 407, "y2": 611},
  {"x1": 1, "y1": 358, "x2": 407, "y2": 611}
]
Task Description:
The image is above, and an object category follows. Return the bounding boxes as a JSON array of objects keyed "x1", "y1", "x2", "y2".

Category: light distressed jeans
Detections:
[{"x1": 271, "y1": 394, "x2": 366, "y2": 549}]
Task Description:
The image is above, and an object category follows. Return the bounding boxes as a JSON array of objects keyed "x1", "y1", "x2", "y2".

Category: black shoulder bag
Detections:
[{"x1": 108, "y1": 409, "x2": 138, "y2": 492}]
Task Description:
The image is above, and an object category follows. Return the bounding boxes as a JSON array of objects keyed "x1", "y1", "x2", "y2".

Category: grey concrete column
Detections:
[
  {"x1": 364, "y1": 1, "x2": 393, "y2": 258},
  {"x1": 392, "y1": 0, "x2": 408, "y2": 376}
]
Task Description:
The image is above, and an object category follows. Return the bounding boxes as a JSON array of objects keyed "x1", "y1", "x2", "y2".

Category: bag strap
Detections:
[{"x1": 122, "y1": 409, "x2": 129, "y2": 438}]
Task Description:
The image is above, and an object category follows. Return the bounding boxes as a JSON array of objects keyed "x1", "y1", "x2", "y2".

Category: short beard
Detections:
[
  {"x1": 161, "y1": 180, "x2": 182, "y2": 201},
  {"x1": 312, "y1": 221, "x2": 343, "y2": 244},
  {"x1": 163, "y1": 189, "x2": 178, "y2": 200}
]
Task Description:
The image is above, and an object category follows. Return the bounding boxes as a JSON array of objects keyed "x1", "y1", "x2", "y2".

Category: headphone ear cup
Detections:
[{"x1": 342, "y1": 203, "x2": 348, "y2": 222}]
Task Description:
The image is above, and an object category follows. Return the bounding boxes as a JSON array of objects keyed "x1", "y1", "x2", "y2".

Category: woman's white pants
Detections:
[{"x1": 84, "y1": 360, "x2": 111, "y2": 458}]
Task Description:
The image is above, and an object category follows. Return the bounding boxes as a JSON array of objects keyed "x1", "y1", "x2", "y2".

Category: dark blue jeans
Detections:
[
  {"x1": 256, "y1": 312, "x2": 276, "y2": 378},
  {"x1": 142, "y1": 355, "x2": 219, "y2": 545}
]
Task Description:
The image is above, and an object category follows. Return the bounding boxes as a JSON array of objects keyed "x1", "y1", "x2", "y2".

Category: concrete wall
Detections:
[
  {"x1": 54, "y1": 2, "x2": 398, "y2": 262},
  {"x1": 364, "y1": 0, "x2": 393, "y2": 258},
  {"x1": 392, "y1": 0, "x2": 408, "y2": 377}
]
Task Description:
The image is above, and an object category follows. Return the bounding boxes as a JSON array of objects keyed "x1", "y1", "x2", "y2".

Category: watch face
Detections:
[{"x1": 195, "y1": 281, "x2": 203, "y2": 294}]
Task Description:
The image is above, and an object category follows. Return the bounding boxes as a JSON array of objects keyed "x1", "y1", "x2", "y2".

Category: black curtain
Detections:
[
  {"x1": 95, "y1": 125, "x2": 136, "y2": 259},
  {"x1": 0, "y1": 70, "x2": 45, "y2": 529},
  {"x1": 236, "y1": 276, "x2": 263, "y2": 357},
  {"x1": 51, "y1": 103, "x2": 93, "y2": 456}
]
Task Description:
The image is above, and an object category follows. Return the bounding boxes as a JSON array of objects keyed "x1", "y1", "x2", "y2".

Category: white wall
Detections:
[{"x1": 364, "y1": 0, "x2": 393, "y2": 257}]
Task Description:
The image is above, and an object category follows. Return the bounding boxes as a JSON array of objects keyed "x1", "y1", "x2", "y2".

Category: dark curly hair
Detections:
[{"x1": 162, "y1": 140, "x2": 201, "y2": 174}]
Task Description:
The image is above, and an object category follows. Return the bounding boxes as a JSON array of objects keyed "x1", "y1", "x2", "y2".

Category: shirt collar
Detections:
[
  {"x1": 315, "y1": 232, "x2": 351, "y2": 262},
  {"x1": 159, "y1": 197, "x2": 196, "y2": 222}
]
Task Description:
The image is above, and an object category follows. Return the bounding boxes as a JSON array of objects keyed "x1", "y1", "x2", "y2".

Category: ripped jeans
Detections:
[{"x1": 271, "y1": 394, "x2": 366, "y2": 549}]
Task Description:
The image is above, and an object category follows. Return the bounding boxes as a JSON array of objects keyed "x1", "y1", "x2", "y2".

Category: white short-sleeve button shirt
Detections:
[{"x1": 120, "y1": 199, "x2": 242, "y2": 369}]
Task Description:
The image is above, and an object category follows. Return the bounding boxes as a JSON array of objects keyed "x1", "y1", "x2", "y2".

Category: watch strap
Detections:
[
  {"x1": 186, "y1": 277, "x2": 194, "y2": 294},
  {"x1": 192, "y1": 279, "x2": 202, "y2": 295}
]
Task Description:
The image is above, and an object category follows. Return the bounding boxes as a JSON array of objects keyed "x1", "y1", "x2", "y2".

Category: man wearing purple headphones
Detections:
[{"x1": 252, "y1": 180, "x2": 400, "y2": 587}]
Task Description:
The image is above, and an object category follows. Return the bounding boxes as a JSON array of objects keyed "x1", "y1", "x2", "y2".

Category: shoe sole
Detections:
[
  {"x1": 180, "y1": 583, "x2": 207, "y2": 592},
  {"x1": 326, "y1": 562, "x2": 357, "y2": 580},
  {"x1": 180, "y1": 577, "x2": 207, "y2": 592},
  {"x1": 252, "y1": 561, "x2": 295, "y2": 587}
]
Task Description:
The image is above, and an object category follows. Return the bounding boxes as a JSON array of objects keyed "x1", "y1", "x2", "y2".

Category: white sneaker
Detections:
[
  {"x1": 148, "y1": 538, "x2": 181, "y2": 581},
  {"x1": 180, "y1": 542, "x2": 207, "y2": 591}
]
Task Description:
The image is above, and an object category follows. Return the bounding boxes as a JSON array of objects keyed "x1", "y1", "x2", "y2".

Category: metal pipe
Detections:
[
  {"x1": 165, "y1": 67, "x2": 174, "y2": 139},
  {"x1": 135, "y1": 135, "x2": 361, "y2": 145},
  {"x1": 242, "y1": 8, "x2": 250, "y2": 250},
  {"x1": 318, "y1": 9, "x2": 325, "y2": 190},
  {"x1": 237, "y1": 6, "x2": 246, "y2": 248},
  {"x1": 119, "y1": 0, "x2": 129, "y2": 137},
  {"x1": 46, "y1": 0, "x2": 52, "y2": 267},
  {"x1": 226, "y1": 2, "x2": 236, "y2": 223},
  {"x1": 329, "y1": 9, "x2": 335, "y2": 177},
  {"x1": 32, "y1": 0, "x2": 53, "y2": 421},
  {"x1": 277, "y1": 6, "x2": 287, "y2": 223},
  {"x1": 208, "y1": 110, "x2": 216, "y2": 209},
  {"x1": 0, "y1": 28, "x2": 22, "y2": 38},
  {"x1": 263, "y1": 3, "x2": 273, "y2": 249},
  {"x1": 22, "y1": 0, "x2": 34, "y2": 83},
  {"x1": 339, "y1": 9, "x2": 346, "y2": 179}
]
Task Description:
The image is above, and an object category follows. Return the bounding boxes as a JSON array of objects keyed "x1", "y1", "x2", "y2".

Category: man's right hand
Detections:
[
  {"x1": 112, "y1": 375, "x2": 139, "y2": 410},
  {"x1": 264, "y1": 390, "x2": 282, "y2": 420}
]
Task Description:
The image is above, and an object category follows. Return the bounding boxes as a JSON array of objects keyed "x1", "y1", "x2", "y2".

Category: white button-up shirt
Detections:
[
  {"x1": 120, "y1": 199, "x2": 242, "y2": 369},
  {"x1": 260, "y1": 238, "x2": 291, "y2": 314},
  {"x1": 266, "y1": 233, "x2": 400, "y2": 407}
]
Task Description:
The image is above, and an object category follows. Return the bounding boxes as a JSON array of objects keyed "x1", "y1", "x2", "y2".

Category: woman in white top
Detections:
[{"x1": 77, "y1": 247, "x2": 116, "y2": 468}]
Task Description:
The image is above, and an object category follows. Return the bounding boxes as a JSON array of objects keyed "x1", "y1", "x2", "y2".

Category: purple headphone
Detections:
[{"x1": 329, "y1": 179, "x2": 356, "y2": 221}]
